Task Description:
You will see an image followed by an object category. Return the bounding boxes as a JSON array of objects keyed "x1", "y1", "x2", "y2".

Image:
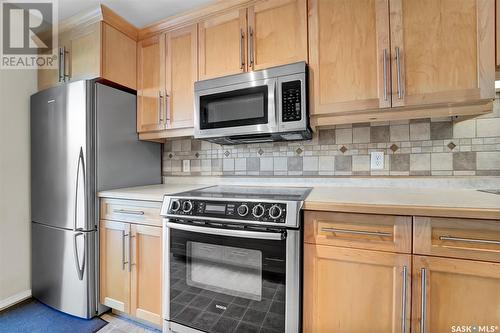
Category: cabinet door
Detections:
[
  {"x1": 130, "y1": 224, "x2": 162, "y2": 325},
  {"x1": 390, "y1": 0, "x2": 495, "y2": 107},
  {"x1": 137, "y1": 34, "x2": 166, "y2": 133},
  {"x1": 198, "y1": 9, "x2": 247, "y2": 80},
  {"x1": 68, "y1": 21, "x2": 101, "y2": 81},
  {"x1": 304, "y1": 244, "x2": 411, "y2": 333},
  {"x1": 247, "y1": 0, "x2": 307, "y2": 71},
  {"x1": 412, "y1": 255, "x2": 500, "y2": 333},
  {"x1": 165, "y1": 25, "x2": 197, "y2": 129},
  {"x1": 102, "y1": 23, "x2": 137, "y2": 89},
  {"x1": 100, "y1": 220, "x2": 131, "y2": 313},
  {"x1": 308, "y1": 0, "x2": 391, "y2": 116}
]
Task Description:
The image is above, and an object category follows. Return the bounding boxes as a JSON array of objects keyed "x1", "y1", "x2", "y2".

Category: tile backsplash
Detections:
[{"x1": 163, "y1": 95, "x2": 500, "y2": 177}]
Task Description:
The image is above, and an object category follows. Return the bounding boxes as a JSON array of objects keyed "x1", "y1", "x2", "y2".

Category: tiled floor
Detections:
[{"x1": 98, "y1": 313, "x2": 161, "y2": 333}]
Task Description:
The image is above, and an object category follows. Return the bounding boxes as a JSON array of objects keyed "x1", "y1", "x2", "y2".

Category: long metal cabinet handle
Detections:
[
  {"x1": 157, "y1": 91, "x2": 163, "y2": 123},
  {"x1": 167, "y1": 221, "x2": 285, "y2": 241},
  {"x1": 122, "y1": 231, "x2": 129, "y2": 271},
  {"x1": 58, "y1": 47, "x2": 64, "y2": 82},
  {"x1": 129, "y1": 234, "x2": 135, "y2": 272},
  {"x1": 114, "y1": 209, "x2": 145, "y2": 215},
  {"x1": 420, "y1": 268, "x2": 427, "y2": 333},
  {"x1": 439, "y1": 235, "x2": 500, "y2": 245},
  {"x1": 74, "y1": 147, "x2": 85, "y2": 231},
  {"x1": 383, "y1": 49, "x2": 388, "y2": 101},
  {"x1": 165, "y1": 91, "x2": 170, "y2": 123},
  {"x1": 395, "y1": 47, "x2": 402, "y2": 99},
  {"x1": 321, "y1": 227, "x2": 392, "y2": 237},
  {"x1": 73, "y1": 232, "x2": 86, "y2": 281},
  {"x1": 240, "y1": 28, "x2": 245, "y2": 69},
  {"x1": 401, "y1": 266, "x2": 408, "y2": 333},
  {"x1": 248, "y1": 26, "x2": 254, "y2": 69},
  {"x1": 63, "y1": 46, "x2": 70, "y2": 81}
]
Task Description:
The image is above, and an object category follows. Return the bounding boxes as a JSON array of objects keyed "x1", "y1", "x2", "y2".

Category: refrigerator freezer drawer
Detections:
[{"x1": 31, "y1": 222, "x2": 97, "y2": 319}]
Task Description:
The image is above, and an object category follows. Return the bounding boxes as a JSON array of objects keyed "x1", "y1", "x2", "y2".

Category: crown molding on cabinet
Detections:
[
  {"x1": 58, "y1": 5, "x2": 138, "y2": 41},
  {"x1": 138, "y1": 0, "x2": 260, "y2": 40}
]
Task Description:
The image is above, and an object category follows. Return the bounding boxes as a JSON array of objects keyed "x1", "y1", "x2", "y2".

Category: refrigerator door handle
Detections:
[
  {"x1": 74, "y1": 147, "x2": 85, "y2": 231},
  {"x1": 73, "y1": 232, "x2": 86, "y2": 281}
]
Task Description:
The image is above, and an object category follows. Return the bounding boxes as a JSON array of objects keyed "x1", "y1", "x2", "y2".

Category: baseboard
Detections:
[{"x1": 0, "y1": 289, "x2": 31, "y2": 311}]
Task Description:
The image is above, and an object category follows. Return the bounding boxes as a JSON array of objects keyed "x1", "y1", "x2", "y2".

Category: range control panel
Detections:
[{"x1": 167, "y1": 199, "x2": 287, "y2": 224}]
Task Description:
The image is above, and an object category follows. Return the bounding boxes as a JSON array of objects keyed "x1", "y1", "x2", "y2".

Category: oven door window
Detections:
[
  {"x1": 169, "y1": 228, "x2": 286, "y2": 333},
  {"x1": 199, "y1": 85, "x2": 268, "y2": 130}
]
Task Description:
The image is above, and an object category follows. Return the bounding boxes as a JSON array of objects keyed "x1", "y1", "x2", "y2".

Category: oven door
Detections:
[
  {"x1": 164, "y1": 221, "x2": 300, "y2": 333},
  {"x1": 194, "y1": 79, "x2": 277, "y2": 139}
]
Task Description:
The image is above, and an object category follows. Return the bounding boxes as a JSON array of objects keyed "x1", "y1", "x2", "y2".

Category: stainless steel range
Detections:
[{"x1": 160, "y1": 185, "x2": 311, "y2": 333}]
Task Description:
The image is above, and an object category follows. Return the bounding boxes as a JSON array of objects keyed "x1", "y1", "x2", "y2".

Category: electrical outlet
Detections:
[
  {"x1": 370, "y1": 152, "x2": 384, "y2": 170},
  {"x1": 182, "y1": 160, "x2": 190, "y2": 173}
]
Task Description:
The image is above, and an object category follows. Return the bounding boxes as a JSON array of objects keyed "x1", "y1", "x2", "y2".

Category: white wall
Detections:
[{"x1": 0, "y1": 69, "x2": 37, "y2": 307}]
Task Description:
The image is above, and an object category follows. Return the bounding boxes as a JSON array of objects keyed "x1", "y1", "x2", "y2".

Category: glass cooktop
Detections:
[{"x1": 173, "y1": 185, "x2": 312, "y2": 201}]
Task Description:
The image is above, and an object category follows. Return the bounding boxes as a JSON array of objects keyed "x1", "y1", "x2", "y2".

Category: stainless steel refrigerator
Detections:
[{"x1": 30, "y1": 80, "x2": 161, "y2": 319}]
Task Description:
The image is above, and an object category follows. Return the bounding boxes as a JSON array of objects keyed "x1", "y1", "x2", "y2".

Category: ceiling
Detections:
[{"x1": 58, "y1": 0, "x2": 215, "y2": 28}]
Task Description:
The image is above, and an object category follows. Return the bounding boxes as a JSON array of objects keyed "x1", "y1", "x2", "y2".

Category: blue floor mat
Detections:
[{"x1": 0, "y1": 299, "x2": 108, "y2": 333}]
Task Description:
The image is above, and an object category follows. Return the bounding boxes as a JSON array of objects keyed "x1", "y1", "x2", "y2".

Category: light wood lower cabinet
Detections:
[
  {"x1": 130, "y1": 224, "x2": 162, "y2": 325},
  {"x1": 100, "y1": 220, "x2": 131, "y2": 313},
  {"x1": 100, "y1": 219, "x2": 162, "y2": 326},
  {"x1": 412, "y1": 255, "x2": 500, "y2": 333},
  {"x1": 303, "y1": 243, "x2": 411, "y2": 333}
]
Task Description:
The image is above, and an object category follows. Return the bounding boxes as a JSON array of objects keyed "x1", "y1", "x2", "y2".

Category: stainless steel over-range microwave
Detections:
[{"x1": 194, "y1": 62, "x2": 311, "y2": 145}]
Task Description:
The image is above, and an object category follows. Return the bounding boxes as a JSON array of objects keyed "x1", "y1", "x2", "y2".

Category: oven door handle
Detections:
[{"x1": 166, "y1": 222, "x2": 286, "y2": 241}]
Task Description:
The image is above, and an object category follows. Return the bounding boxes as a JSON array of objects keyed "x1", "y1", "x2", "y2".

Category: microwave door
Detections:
[{"x1": 194, "y1": 78, "x2": 277, "y2": 139}]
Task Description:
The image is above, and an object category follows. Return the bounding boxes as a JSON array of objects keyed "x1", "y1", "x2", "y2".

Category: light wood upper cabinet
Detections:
[
  {"x1": 390, "y1": 0, "x2": 495, "y2": 107},
  {"x1": 304, "y1": 244, "x2": 411, "y2": 333},
  {"x1": 247, "y1": 0, "x2": 307, "y2": 71},
  {"x1": 37, "y1": 20, "x2": 137, "y2": 91},
  {"x1": 102, "y1": 23, "x2": 137, "y2": 89},
  {"x1": 412, "y1": 255, "x2": 500, "y2": 333},
  {"x1": 198, "y1": 9, "x2": 247, "y2": 80},
  {"x1": 165, "y1": 25, "x2": 198, "y2": 129},
  {"x1": 308, "y1": 0, "x2": 391, "y2": 115},
  {"x1": 130, "y1": 224, "x2": 162, "y2": 325},
  {"x1": 100, "y1": 220, "x2": 131, "y2": 313},
  {"x1": 198, "y1": 0, "x2": 307, "y2": 80},
  {"x1": 137, "y1": 34, "x2": 166, "y2": 133}
]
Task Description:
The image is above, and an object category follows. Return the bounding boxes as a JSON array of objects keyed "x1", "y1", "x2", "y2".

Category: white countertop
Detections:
[
  {"x1": 98, "y1": 183, "x2": 210, "y2": 202},
  {"x1": 98, "y1": 181, "x2": 500, "y2": 219}
]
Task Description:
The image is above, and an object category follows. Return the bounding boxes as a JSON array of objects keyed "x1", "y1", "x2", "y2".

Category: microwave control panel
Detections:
[{"x1": 281, "y1": 80, "x2": 302, "y2": 122}]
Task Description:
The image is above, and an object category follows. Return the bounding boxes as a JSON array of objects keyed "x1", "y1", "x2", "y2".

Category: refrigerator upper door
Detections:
[
  {"x1": 95, "y1": 83, "x2": 161, "y2": 191},
  {"x1": 31, "y1": 81, "x2": 90, "y2": 231},
  {"x1": 31, "y1": 222, "x2": 96, "y2": 319}
]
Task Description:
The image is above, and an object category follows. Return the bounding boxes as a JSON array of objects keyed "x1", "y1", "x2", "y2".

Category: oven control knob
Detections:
[
  {"x1": 269, "y1": 205, "x2": 283, "y2": 219},
  {"x1": 252, "y1": 204, "x2": 265, "y2": 218},
  {"x1": 170, "y1": 199, "x2": 181, "y2": 212},
  {"x1": 182, "y1": 201, "x2": 193, "y2": 213},
  {"x1": 237, "y1": 204, "x2": 249, "y2": 217}
]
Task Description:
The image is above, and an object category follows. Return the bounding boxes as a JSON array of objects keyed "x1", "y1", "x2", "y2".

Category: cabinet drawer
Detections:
[
  {"x1": 304, "y1": 211, "x2": 412, "y2": 253},
  {"x1": 100, "y1": 198, "x2": 162, "y2": 226},
  {"x1": 414, "y1": 217, "x2": 500, "y2": 262}
]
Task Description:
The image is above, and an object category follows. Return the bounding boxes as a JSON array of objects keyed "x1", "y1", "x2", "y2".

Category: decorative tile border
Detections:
[{"x1": 163, "y1": 96, "x2": 500, "y2": 177}]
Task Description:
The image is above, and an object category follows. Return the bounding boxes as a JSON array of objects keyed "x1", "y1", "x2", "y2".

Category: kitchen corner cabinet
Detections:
[
  {"x1": 99, "y1": 198, "x2": 162, "y2": 326},
  {"x1": 137, "y1": 24, "x2": 197, "y2": 138},
  {"x1": 304, "y1": 244, "x2": 411, "y2": 333},
  {"x1": 198, "y1": 0, "x2": 307, "y2": 80},
  {"x1": 37, "y1": 21, "x2": 137, "y2": 91},
  {"x1": 309, "y1": 0, "x2": 495, "y2": 126}
]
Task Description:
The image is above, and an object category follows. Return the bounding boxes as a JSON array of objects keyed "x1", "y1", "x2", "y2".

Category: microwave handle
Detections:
[{"x1": 166, "y1": 221, "x2": 286, "y2": 241}]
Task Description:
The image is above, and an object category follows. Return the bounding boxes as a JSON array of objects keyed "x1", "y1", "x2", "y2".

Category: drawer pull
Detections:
[
  {"x1": 439, "y1": 235, "x2": 500, "y2": 245},
  {"x1": 114, "y1": 209, "x2": 145, "y2": 216},
  {"x1": 321, "y1": 227, "x2": 392, "y2": 237}
]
